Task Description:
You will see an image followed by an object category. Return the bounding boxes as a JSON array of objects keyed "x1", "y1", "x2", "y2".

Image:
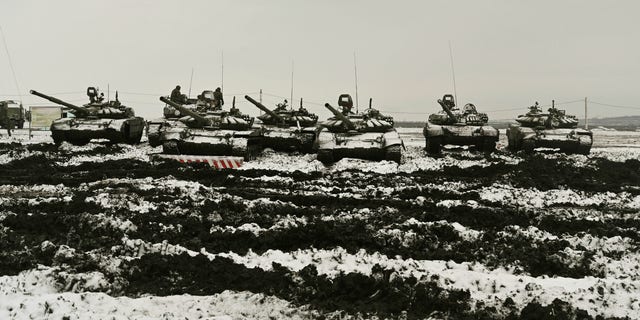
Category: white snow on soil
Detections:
[
  {"x1": 0, "y1": 289, "x2": 312, "y2": 320},
  {"x1": 479, "y1": 183, "x2": 640, "y2": 209}
]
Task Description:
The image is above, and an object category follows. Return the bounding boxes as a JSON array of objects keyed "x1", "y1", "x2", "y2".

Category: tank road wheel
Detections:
[
  {"x1": 576, "y1": 144, "x2": 591, "y2": 155},
  {"x1": 507, "y1": 136, "x2": 518, "y2": 151},
  {"x1": 425, "y1": 137, "x2": 442, "y2": 155},
  {"x1": 481, "y1": 139, "x2": 497, "y2": 154},
  {"x1": 122, "y1": 124, "x2": 142, "y2": 145},
  {"x1": 244, "y1": 142, "x2": 262, "y2": 161},
  {"x1": 162, "y1": 140, "x2": 180, "y2": 154},
  {"x1": 69, "y1": 138, "x2": 90, "y2": 146},
  {"x1": 300, "y1": 141, "x2": 315, "y2": 154},
  {"x1": 51, "y1": 132, "x2": 65, "y2": 145},
  {"x1": 126, "y1": 131, "x2": 143, "y2": 145},
  {"x1": 522, "y1": 140, "x2": 535, "y2": 154},
  {"x1": 317, "y1": 149, "x2": 334, "y2": 165},
  {"x1": 385, "y1": 145, "x2": 402, "y2": 164}
]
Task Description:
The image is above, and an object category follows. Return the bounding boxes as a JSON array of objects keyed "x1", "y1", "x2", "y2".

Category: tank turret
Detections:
[
  {"x1": 324, "y1": 103, "x2": 356, "y2": 130},
  {"x1": 245, "y1": 95, "x2": 285, "y2": 124},
  {"x1": 438, "y1": 94, "x2": 458, "y2": 121},
  {"x1": 160, "y1": 96, "x2": 211, "y2": 126},
  {"x1": 515, "y1": 101, "x2": 579, "y2": 129}
]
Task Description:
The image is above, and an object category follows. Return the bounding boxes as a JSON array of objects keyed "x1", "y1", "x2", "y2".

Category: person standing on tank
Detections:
[
  {"x1": 170, "y1": 85, "x2": 186, "y2": 104},
  {"x1": 213, "y1": 87, "x2": 224, "y2": 110}
]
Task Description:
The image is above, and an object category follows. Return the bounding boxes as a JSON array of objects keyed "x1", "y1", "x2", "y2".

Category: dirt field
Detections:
[{"x1": 0, "y1": 129, "x2": 639, "y2": 319}]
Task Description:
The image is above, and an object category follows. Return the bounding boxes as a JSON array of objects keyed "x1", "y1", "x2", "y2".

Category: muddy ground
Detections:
[{"x1": 0, "y1": 136, "x2": 639, "y2": 319}]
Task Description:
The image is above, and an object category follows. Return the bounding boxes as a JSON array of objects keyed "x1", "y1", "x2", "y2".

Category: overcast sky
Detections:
[{"x1": 1, "y1": 0, "x2": 639, "y2": 121}]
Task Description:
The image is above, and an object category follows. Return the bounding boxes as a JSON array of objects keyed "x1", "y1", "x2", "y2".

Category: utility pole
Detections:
[
  {"x1": 353, "y1": 52, "x2": 359, "y2": 113},
  {"x1": 259, "y1": 89, "x2": 263, "y2": 115},
  {"x1": 221, "y1": 51, "x2": 224, "y2": 92},
  {"x1": 188, "y1": 68, "x2": 194, "y2": 99},
  {"x1": 584, "y1": 97, "x2": 589, "y2": 130},
  {"x1": 290, "y1": 60, "x2": 294, "y2": 110}
]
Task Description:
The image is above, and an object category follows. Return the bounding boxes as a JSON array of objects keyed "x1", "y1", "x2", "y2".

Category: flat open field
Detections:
[{"x1": 0, "y1": 129, "x2": 639, "y2": 319}]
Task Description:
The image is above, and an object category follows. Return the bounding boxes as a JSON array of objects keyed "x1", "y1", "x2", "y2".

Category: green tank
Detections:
[
  {"x1": 315, "y1": 94, "x2": 403, "y2": 164},
  {"x1": 506, "y1": 101, "x2": 592, "y2": 154},
  {"x1": 423, "y1": 94, "x2": 499, "y2": 154},
  {"x1": 157, "y1": 96, "x2": 262, "y2": 160},
  {"x1": 30, "y1": 88, "x2": 145, "y2": 145},
  {"x1": 245, "y1": 95, "x2": 318, "y2": 153},
  {"x1": 147, "y1": 90, "x2": 216, "y2": 147}
]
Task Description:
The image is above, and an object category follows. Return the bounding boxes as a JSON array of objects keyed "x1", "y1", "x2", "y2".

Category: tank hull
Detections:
[
  {"x1": 423, "y1": 122, "x2": 499, "y2": 153},
  {"x1": 506, "y1": 124, "x2": 593, "y2": 154},
  {"x1": 159, "y1": 127, "x2": 263, "y2": 160},
  {"x1": 50, "y1": 117, "x2": 145, "y2": 145},
  {"x1": 260, "y1": 126, "x2": 317, "y2": 153},
  {"x1": 315, "y1": 129, "x2": 403, "y2": 163},
  {"x1": 146, "y1": 119, "x2": 184, "y2": 147}
]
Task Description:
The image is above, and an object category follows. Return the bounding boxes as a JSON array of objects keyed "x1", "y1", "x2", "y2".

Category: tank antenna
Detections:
[
  {"x1": 221, "y1": 50, "x2": 224, "y2": 92},
  {"x1": 448, "y1": 41, "x2": 458, "y2": 106},
  {"x1": 290, "y1": 60, "x2": 294, "y2": 111},
  {"x1": 353, "y1": 51, "x2": 359, "y2": 113},
  {"x1": 0, "y1": 24, "x2": 21, "y2": 100},
  {"x1": 188, "y1": 67, "x2": 194, "y2": 99}
]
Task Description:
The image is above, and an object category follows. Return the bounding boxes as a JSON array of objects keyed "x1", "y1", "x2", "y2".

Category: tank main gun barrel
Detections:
[
  {"x1": 244, "y1": 95, "x2": 285, "y2": 123},
  {"x1": 437, "y1": 98, "x2": 457, "y2": 120},
  {"x1": 30, "y1": 90, "x2": 88, "y2": 114},
  {"x1": 324, "y1": 103, "x2": 355, "y2": 129},
  {"x1": 160, "y1": 96, "x2": 210, "y2": 126}
]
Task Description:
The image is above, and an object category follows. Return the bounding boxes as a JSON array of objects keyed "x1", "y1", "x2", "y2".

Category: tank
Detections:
[
  {"x1": 423, "y1": 94, "x2": 499, "y2": 154},
  {"x1": 0, "y1": 100, "x2": 26, "y2": 129},
  {"x1": 314, "y1": 94, "x2": 403, "y2": 164},
  {"x1": 30, "y1": 88, "x2": 145, "y2": 145},
  {"x1": 244, "y1": 95, "x2": 318, "y2": 153},
  {"x1": 506, "y1": 101, "x2": 592, "y2": 154},
  {"x1": 147, "y1": 91, "x2": 215, "y2": 147},
  {"x1": 157, "y1": 96, "x2": 262, "y2": 160}
]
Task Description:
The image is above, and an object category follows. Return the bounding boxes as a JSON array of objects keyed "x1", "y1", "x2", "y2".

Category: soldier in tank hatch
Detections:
[
  {"x1": 170, "y1": 85, "x2": 186, "y2": 104},
  {"x1": 275, "y1": 99, "x2": 288, "y2": 112},
  {"x1": 213, "y1": 87, "x2": 224, "y2": 110}
]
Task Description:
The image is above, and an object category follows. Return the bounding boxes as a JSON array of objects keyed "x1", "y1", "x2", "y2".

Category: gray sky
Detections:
[{"x1": 1, "y1": 0, "x2": 640, "y2": 121}]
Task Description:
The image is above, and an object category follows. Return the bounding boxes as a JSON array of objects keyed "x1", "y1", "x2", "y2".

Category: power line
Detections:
[
  {"x1": 261, "y1": 92, "x2": 288, "y2": 99},
  {"x1": 484, "y1": 107, "x2": 526, "y2": 112},
  {"x1": 379, "y1": 110, "x2": 428, "y2": 115},
  {"x1": 119, "y1": 91, "x2": 163, "y2": 97},
  {"x1": 589, "y1": 101, "x2": 640, "y2": 110},
  {"x1": 0, "y1": 25, "x2": 21, "y2": 100}
]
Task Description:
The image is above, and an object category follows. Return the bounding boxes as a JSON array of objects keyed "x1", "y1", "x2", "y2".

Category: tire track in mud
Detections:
[
  {"x1": 1, "y1": 142, "x2": 639, "y2": 319},
  {"x1": 2, "y1": 164, "x2": 640, "y2": 277},
  {"x1": 119, "y1": 252, "x2": 610, "y2": 320}
]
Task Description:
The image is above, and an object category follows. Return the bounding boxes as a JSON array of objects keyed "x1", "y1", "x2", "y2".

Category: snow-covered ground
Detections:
[{"x1": 0, "y1": 129, "x2": 639, "y2": 319}]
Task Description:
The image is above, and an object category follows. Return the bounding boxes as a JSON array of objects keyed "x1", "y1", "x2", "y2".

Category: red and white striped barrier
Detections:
[{"x1": 154, "y1": 154, "x2": 243, "y2": 169}]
